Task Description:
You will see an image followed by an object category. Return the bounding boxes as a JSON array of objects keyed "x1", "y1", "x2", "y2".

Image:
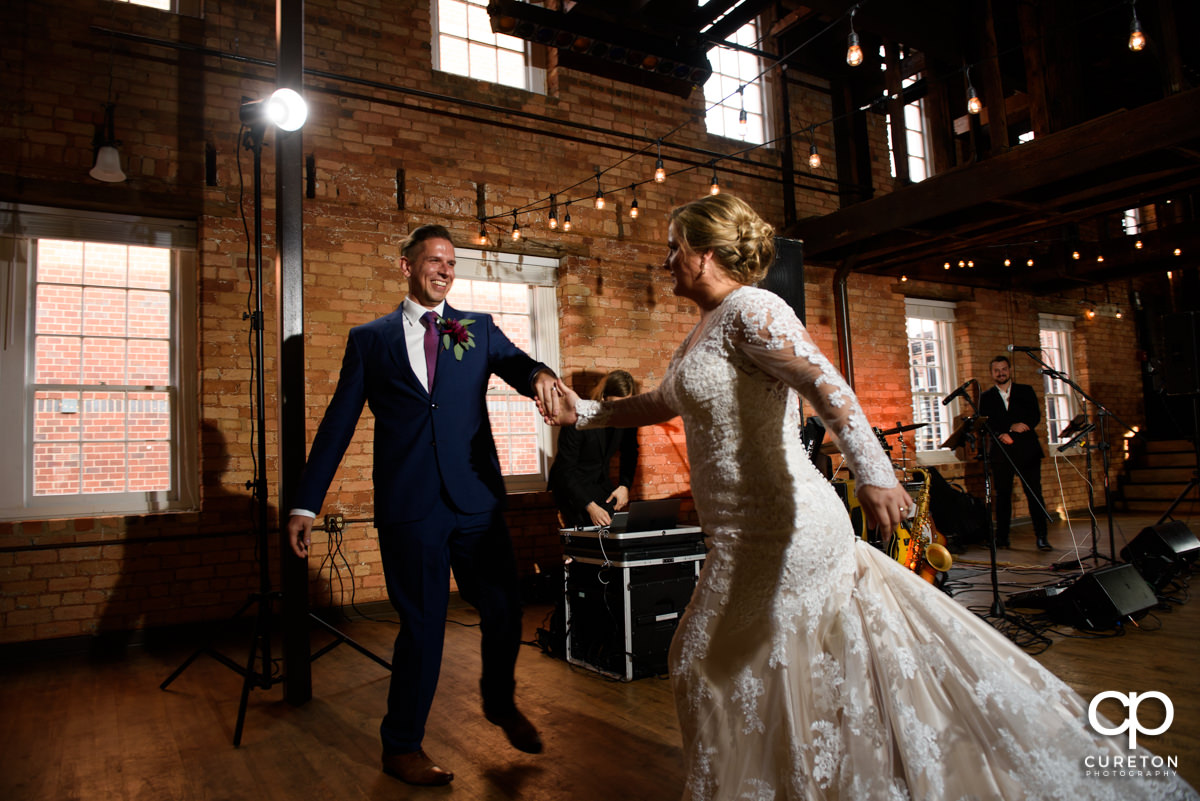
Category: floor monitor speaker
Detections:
[
  {"x1": 1120, "y1": 520, "x2": 1200, "y2": 592},
  {"x1": 1053, "y1": 564, "x2": 1156, "y2": 630}
]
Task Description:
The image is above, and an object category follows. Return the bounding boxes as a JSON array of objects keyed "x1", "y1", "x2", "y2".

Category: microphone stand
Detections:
[
  {"x1": 952, "y1": 387, "x2": 1050, "y2": 647},
  {"x1": 1017, "y1": 355, "x2": 1138, "y2": 564}
]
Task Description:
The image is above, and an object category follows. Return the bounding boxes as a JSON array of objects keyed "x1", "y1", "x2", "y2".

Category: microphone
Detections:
[
  {"x1": 1007, "y1": 345, "x2": 1042, "y2": 353},
  {"x1": 942, "y1": 379, "x2": 974, "y2": 406}
]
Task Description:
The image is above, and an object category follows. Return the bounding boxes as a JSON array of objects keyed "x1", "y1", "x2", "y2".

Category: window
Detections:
[
  {"x1": 433, "y1": 0, "x2": 546, "y2": 92},
  {"x1": 882, "y1": 48, "x2": 930, "y2": 182},
  {"x1": 1039, "y1": 314, "x2": 1079, "y2": 447},
  {"x1": 905, "y1": 299, "x2": 958, "y2": 453},
  {"x1": 0, "y1": 205, "x2": 198, "y2": 521},
  {"x1": 112, "y1": 0, "x2": 203, "y2": 16},
  {"x1": 703, "y1": 17, "x2": 766, "y2": 144},
  {"x1": 445, "y1": 248, "x2": 559, "y2": 491}
]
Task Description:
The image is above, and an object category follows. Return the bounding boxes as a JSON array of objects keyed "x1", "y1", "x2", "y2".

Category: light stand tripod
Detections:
[{"x1": 160, "y1": 91, "x2": 309, "y2": 746}]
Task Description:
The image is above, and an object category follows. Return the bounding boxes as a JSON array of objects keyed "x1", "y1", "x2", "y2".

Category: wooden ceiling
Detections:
[{"x1": 491, "y1": 2, "x2": 1199, "y2": 292}]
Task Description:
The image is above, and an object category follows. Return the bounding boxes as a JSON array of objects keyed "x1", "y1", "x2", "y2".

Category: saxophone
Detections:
[{"x1": 891, "y1": 468, "x2": 953, "y2": 583}]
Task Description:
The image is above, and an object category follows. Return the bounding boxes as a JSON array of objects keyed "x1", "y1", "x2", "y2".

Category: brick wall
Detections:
[{"x1": 0, "y1": 0, "x2": 1152, "y2": 644}]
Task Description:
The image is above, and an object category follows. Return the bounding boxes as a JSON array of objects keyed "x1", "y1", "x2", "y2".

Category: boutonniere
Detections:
[{"x1": 437, "y1": 316, "x2": 477, "y2": 360}]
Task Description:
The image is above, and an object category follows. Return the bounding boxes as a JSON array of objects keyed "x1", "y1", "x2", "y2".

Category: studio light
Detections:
[{"x1": 240, "y1": 87, "x2": 308, "y2": 132}]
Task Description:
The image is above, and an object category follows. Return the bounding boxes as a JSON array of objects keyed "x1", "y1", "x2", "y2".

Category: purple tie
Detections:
[{"x1": 421, "y1": 310, "x2": 438, "y2": 391}]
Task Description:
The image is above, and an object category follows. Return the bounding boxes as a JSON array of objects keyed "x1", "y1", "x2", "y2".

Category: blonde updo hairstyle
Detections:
[{"x1": 669, "y1": 194, "x2": 776, "y2": 285}]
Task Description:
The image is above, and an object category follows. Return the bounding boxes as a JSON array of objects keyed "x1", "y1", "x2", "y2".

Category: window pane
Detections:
[
  {"x1": 83, "y1": 287, "x2": 127, "y2": 337},
  {"x1": 35, "y1": 285, "x2": 82, "y2": 335},
  {"x1": 33, "y1": 443, "x2": 80, "y2": 495},
  {"x1": 469, "y1": 42, "x2": 498, "y2": 83},
  {"x1": 128, "y1": 440, "x2": 171, "y2": 491},
  {"x1": 497, "y1": 49, "x2": 526, "y2": 89},
  {"x1": 37, "y1": 240, "x2": 83, "y2": 283},
  {"x1": 128, "y1": 339, "x2": 170, "y2": 385},
  {"x1": 439, "y1": 36, "x2": 470, "y2": 77},
  {"x1": 82, "y1": 338, "x2": 127, "y2": 384},
  {"x1": 128, "y1": 247, "x2": 170, "y2": 290},
  {"x1": 83, "y1": 242, "x2": 127, "y2": 287},
  {"x1": 34, "y1": 391, "x2": 80, "y2": 442},
  {"x1": 35, "y1": 336, "x2": 81, "y2": 383},
  {"x1": 438, "y1": 0, "x2": 468, "y2": 37},
  {"x1": 82, "y1": 442, "x2": 126, "y2": 494},
  {"x1": 82, "y1": 392, "x2": 125, "y2": 441}
]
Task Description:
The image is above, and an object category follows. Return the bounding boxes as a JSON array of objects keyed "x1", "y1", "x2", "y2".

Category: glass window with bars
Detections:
[
  {"x1": 703, "y1": 18, "x2": 766, "y2": 144},
  {"x1": 443, "y1": 264, "x2": 558, "y2": 490},
  {"x1": 1039, "y1": 319, "x2": 1079, "y2": 446},
  {"x1": 0, "y1": 209, "x2": 198, "y2": 522},
  {"x1": 906, "y1": 313, "x2": 957, "y2": 451},
  {"x1": 433, "y1": 0, "x2": 543, "y2": 91}
]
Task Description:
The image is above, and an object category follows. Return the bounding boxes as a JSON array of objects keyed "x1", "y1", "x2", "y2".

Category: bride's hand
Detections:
[{"x1": 855, "y1": 483, "x2": 916, "y2": 533}]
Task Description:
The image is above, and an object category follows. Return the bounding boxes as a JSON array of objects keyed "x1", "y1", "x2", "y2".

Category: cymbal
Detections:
[{"x1": 877, "y1": 422, "x2": 928, "y2": 436}]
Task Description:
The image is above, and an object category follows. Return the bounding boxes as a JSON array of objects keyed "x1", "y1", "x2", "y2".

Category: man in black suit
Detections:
[{"x1": 979, "y1": 355, "x2": 1052, "y2": 550}]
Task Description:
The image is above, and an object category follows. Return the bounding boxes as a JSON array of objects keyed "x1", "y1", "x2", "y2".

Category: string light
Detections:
[
  {"x1": 943, "y1": 262, "x2": 951, "y2": 270},
  {"x1": 808, "y1": 142, "x2": 821, "y2": 169},
  {"x1": 548, "y1": 193, "x2": 558, "y2": 230},
  {"x1": 1175, "y1": 248, "x2": 1183, "y2": 256},
  {"x1": 737, "y1": 86, "x2": 748, "y2": 136},
  {"x1": 901, "y1": 275, "x2": 908, "y2": 282},
  {"x1": 594, "y1": 173, "x2": 604, "y2": 210},
  {"x1": 1135, "y1": 239, "x2": 1143, "y2": 249},
  {"x1": 1129, "y1": 1, "x2": 1146, "y2": 51},
  {"x1": 511, "y1": 210, "x2": 520, "y2": 241},
  {"x1": 629, "y1": 186, "x2": 639, "y2": 219},
  {"x1": 846, "y1": 6, "x2": 863, "y2": 67},
  {"x1": 654, "y1": 139, "x2": 666, "y2": 183},
  {"x1": 709, "y1": 164, "x2": 720, "y2": 195},
  {"x1": 1004, "y1": 257, "x2": 1012, "y2": 267},
  {"x1": 966, "y1": 66, "x2": 982, "y2": 115},
  {"x1": 1027, "y1": 258, "x2": 1035, "y2": 266},
  {"x1": 1096, "y1": 254, "x2": 1105, "y2": 263},
  {"x1": 1072, "y1": 250, "x2": 1081, "y2": 260},
  {"x1": 563, "y1": 203, "x2": 572, "y2": 232},
  {"x1": 477, "y1": 219, "x2": 488, "y2": 245}
]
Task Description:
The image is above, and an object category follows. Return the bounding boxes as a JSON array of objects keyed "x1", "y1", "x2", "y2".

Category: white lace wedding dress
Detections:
[{"x1": 577, "y1": 286, "x2": 1195, "y2": 801}]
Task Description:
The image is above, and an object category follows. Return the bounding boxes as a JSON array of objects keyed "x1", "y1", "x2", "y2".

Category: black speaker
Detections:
[
  {"x1": 1121, "y1": 520, "x2": 1200, "y2": 592},
  {"x1": 1161, "y1": 311, "x2": 1200, "y2": 396},
  {"x1": 1052, "y1": 564, "x2": 1157, "y2": 630},
  {"x1": 759, "y1": 236, "x2": 804, "y2": 324}
]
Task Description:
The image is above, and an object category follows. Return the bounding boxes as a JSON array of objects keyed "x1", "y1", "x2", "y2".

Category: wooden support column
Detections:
[
  {"x1": 980, "y1": 0, "x2": 1008, "y2": 152},
  {"x1": 1017, "y1": 0, "x2": 1051, "y2": 136}
]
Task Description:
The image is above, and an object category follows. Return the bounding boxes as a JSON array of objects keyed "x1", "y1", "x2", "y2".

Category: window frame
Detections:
[
  {"x1": 703, "y1": 17, "x2": 768, "y2": 145},
  {"x1": 431, "y1": 0, "x2": 547, "y2": 93},
  {"x1": 448, "y1": 247, "x2": 560, "y2": 493},
  {"x1": 905, "y1": 299, "x2": 958, "y2": 462},
  {"x1": 112, "y1": 0, "x2": 203, "y2": 17},
  {"x1": 0, "y1": 204, "x2": 198, "y2": 521},
  {"x1": 1039, "y1": 314, "x2": 1081, "y2": 448}
]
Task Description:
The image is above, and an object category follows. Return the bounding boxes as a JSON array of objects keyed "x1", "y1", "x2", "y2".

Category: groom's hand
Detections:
[
  {"x1": 287, "y1": 514, "x2": 313, "y2": 559},
  {"x1": 532, "y1": 369, "x2": 560, "y2": 422}
]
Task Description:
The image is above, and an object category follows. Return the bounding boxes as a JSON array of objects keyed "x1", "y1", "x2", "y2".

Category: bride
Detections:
[{"x1": 543, "y1": 193, "x2": 1196, "y2": 801}]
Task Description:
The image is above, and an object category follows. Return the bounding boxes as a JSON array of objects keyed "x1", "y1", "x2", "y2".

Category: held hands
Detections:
[
  {"x1": 287, "y1": 514, "x2": 314, "y2": 559},
  {"x1": 536, "y1": 377, "x2": 580, "y2": 426},
  {"x1": 855, "y1": 483, "x2": 916, "y2": 533},
  {"x1": 532, "y1": 370, "x2": 561, "y2": 424}
]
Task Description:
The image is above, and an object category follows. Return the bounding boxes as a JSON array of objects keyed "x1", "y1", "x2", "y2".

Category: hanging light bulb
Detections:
[
  {"x1": 846, "y1": 7, "x2": 863, "y2": 67},
  {"x1": 654, "y1": 139, "x2": 666, "y2": 183},
  {"x1": 943, "y1": 262, "x2": 951, "y2": 270},
  {"x1": 1135, "y1": 239, "x2": 1143, "y2": 249},
  {"x1": 1004, "y1": 257, "x2": 1012, "y2": 267},
  {"x1": 1086, "y1": 307, "x2": 1096, "y2": 320},
  {"x1": 966, "y1": 84, "x2": 982, "y2": 115},
  {"x1": 478, "y1": 219, "x2": 488, "y2": 245},
  {"x1": 594, "y1": 173, "x2": 605, "y2": 210},
  {"x1": 549, "y1": 193, "x2": 558, "y2": 230},
  {"x1": 511, "y1": 211, "x2": 520, "y2": 241},
  {"x1": 1072, "y1": 251, "x2": 1081, "y2": 260},
  {"x1": 1116, "y1": 308, "x2": 1124, "y2": 319},
  {"x1": 709, "y1": 166, "x2": 720, "y2": 195},
  {"x1": 738, "y1": 86, "x2": 748, "y2": 136},
  {"x1": 1027, "y1": 258, "x2": 1035, "y2": 267},
  {"x1": 900, "y1": 275, "x2": 908, "y2": 282},
  {"x1": 563, "y1": 206, "x2": 572, "y2": 232},
  {"x1": 1097, "y1": 254, "x2": 1105, "y2": 263},
  {"x1": 808, "y1": 143, "x2": 821, "y2": 169},
  {"x1": 1129, "y1": 2, "x2": 1146, "y2": 51},
  {"x1": 967, "y1": 260, "x2": 975, "y2": 268},
  {"x1": 630, "y1": 192, "x2": 639, "y2": 219}
]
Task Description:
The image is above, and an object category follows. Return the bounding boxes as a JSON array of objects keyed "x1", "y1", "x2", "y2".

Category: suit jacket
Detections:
[
  {"x1": 293, "y1": 303, "x2": 549, "y2": 525},
  {"x1": 978, "y1": 382, "x2": 1045, "y2": 464},
  {"x1": 547, "y1": 424, "x2": 638, "y2": 517}
]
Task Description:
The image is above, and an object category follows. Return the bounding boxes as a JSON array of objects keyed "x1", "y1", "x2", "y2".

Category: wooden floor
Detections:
[{"x1": 1, "y1": 512, "x2": 1197, "y2": 800}]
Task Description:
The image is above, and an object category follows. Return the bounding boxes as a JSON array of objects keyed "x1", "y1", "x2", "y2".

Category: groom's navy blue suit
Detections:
[{"x1": 293, "y1": 300, "x2": 550, "y2": 753}]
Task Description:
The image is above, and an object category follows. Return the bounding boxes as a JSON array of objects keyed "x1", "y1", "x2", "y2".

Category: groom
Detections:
[{"x1": 287, "y1": 224, "x2": 559, "y2": 785}]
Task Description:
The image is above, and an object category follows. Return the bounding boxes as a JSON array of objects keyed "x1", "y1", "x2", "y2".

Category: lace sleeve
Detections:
[
  {"x1": 576, "y1": 387, "x2": 678, "y2": 430},
  {"x1": 729, "y1": 289, "x2": 898, "y2": 489}
]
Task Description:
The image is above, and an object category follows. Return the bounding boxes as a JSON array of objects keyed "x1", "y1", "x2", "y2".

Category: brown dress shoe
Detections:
[
  {"x1": 381, "y1": 749, "x2": 454, "y2": 786},
  {"x1": 484, "y1": 706, "x2": 543, "y2": 754}
]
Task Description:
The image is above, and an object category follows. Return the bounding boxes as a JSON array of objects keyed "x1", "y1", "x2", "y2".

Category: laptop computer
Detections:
[
  {"x1": 561, "y1": 498, "x2": 703, "y2": 557},
  {"x1": 608, "y1": 498, "x2": 681, "y2": 533}
]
